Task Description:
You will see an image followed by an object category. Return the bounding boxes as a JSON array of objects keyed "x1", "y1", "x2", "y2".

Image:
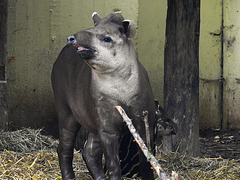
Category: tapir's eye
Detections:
[{"x1": 102, "y1": 37, "x2": 112, "y2": 43}]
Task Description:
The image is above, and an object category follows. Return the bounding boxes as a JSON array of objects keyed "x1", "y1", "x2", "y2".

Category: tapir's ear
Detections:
[
  {"x1": 92, "y1": 12, "x2": 101, "y2": 26},
  {"x1": 122, "y1": 20, "x2": 136, "y2": 39}
]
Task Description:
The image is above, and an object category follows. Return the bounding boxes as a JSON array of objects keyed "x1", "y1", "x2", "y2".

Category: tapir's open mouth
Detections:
[
  {"x1": 76, "y1": 45, "x2": 94, "y2": 52},
  {"x1": 73, "y1": 44, "x2": 96, "y2": 60},
  {"x1": 70, "y1": 44, "x2": 95, "y2": 52}
]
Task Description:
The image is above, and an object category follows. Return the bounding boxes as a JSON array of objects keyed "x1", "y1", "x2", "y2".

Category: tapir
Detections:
[{"x1": 52, "y1": 12, "x2": 158, "y2": 180}]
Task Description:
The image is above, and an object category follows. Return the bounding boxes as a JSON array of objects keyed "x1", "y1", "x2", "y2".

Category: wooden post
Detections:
[
  {"x1": 0, "y1": 0, "x2": 8, "y2": 130},
  {"x1": 163, "y1": 0, "x2": 200, "y2": 156}
]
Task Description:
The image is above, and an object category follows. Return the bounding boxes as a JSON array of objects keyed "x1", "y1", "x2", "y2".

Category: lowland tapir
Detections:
[{"x1": 51, "y1": 12, "x2": 176, "y2": 180}]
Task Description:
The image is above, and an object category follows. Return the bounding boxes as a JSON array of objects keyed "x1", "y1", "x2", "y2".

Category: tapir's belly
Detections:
[{"x1": 65, "y1": 88, "x2": 98, "y2": 133}]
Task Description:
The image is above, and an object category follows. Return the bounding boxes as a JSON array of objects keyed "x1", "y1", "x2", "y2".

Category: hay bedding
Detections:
[{"x1": 0, "y1": 128, "x2": 240, "y2": 180}]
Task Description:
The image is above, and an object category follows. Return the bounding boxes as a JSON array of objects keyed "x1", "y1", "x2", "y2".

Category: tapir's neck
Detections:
[
  {"x1": 91, "y1": 56, "x2": 140, "y2": 105},
  {"x1": 93, "y1": 44, "x2": 138, "y2": 81},
  {"x1": 94, "y1": 62, "x2": 139, "y2": 83}
]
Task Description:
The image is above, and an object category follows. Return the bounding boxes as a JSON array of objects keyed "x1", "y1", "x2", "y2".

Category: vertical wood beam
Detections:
[
  {"x1": 0, "y1": 0, "x2": 8, "y2": 130},
  {"x1": 163, "y1": 0, "x2": 200, "y2": 156}
]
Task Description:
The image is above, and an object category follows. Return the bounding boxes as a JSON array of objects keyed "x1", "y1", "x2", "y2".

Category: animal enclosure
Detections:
[{"x1": 1, "y1": 1, "x2": 240, "y2": 179}]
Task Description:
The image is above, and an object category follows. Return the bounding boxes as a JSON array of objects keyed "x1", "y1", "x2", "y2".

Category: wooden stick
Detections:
[
  {"x1": 115, "y1": 106, "x2": 175, "y2": 180},
  {"x1": 143, "y1": 111, "x2": 151, "y2": 151}
]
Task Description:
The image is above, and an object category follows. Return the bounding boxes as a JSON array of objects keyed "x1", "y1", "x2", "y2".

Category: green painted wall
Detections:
[
  {"x1": 138, "y1": 0, "x2": 167, "y2": 106},
  {"x1": 199, "y1": 0, "x2": 222, "y2": 129},
  {"x1": 199, "y1": 0, "x2": 240, "y2": 129},
  {"x1": 7, "y1": 0, "x2": 56, "y2": 133},
  {"x1": 7, "y1": 0, "x2": 138, "y2": 135},
  {"x1": 223, "y1": 0, "x2": 240, "y2": 129}
]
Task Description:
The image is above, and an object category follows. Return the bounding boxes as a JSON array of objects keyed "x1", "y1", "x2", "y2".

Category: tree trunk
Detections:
[
  {"x1": 0, "y1": 0, "x2": 8, "y2": 130},
  {"x1": 163, "y1": 0, "x2": 200, "y2": 156}
]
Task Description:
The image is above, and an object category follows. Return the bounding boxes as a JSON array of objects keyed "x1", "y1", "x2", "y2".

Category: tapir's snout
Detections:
[{"x1": 67, "y1": 33, "x2": 96, "y2": 60}]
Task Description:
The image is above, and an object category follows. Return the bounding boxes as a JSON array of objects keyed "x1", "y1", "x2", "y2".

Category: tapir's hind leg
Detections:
[
  {"x1": 58, "y1": 114, "x2": 80, "y2": 180},
  {"x1": 139, "y1": 150, "x2": 154, "y2": 180},
  {"x1": 83, "y1": 132, "x2": 105, "y2": 180},
  {"x1": 138, "y1": 129, "x2": 154, "y2": 179}
]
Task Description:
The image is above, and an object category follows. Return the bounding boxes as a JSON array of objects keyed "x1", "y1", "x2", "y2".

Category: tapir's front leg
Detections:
[
  {"x1": 99, "y1": 130, "x2": 121, "y2": 180},
  {"x1": 58, "y1": 114, "x2": 80, "y2": 180},
  {"x1": 82, "y1": 132, "x2": 105, "y2": 180}
]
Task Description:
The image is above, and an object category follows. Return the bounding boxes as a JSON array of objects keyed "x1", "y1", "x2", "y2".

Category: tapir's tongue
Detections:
[{"x1": 78, "y1": 46, "x2": 87, "y2": 51}]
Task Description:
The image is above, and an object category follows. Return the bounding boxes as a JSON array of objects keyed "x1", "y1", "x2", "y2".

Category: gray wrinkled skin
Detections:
[{"x1": 52, "y1": 13, "x2": 156, "y2": 180}]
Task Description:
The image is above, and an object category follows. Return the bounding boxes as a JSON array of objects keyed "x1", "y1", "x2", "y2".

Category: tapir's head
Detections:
[{"x1": 68, "y1": 12, "x2": 137, "y2": 73}]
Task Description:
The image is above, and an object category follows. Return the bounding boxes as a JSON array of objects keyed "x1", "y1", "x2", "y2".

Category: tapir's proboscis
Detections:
[{"x1": 52, "y1": 12, "x2": 176, "y2": 180}]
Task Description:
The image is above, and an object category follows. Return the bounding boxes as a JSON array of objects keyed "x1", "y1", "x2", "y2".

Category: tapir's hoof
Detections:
[
  {"x1": 62, "y1": 172, "x2": 75, "y2": 180},
  {"x1": 62, "y1": 176, "x2": 75, "y2": 180},
  {"x1": 95, "y1": 176, "x2": 105, "y2": 180}
]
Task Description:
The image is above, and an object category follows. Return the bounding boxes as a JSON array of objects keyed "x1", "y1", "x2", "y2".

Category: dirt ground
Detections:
[{"x1": 200, "y1": 128, "x2": 240, "y2": 159}]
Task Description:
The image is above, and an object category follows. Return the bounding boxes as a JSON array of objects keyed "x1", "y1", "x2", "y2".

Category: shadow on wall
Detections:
[{"x1": 8, "y1": 92, "x2": 59, "y2": 138}]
